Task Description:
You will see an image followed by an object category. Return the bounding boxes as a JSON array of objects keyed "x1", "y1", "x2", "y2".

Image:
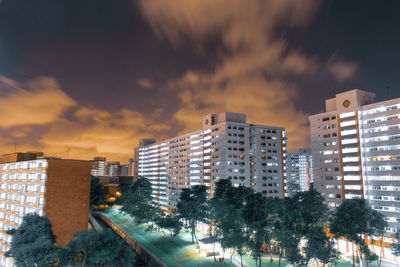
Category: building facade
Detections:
[
  {"x1": 286, "y1": 148, "x2": 313, "y2": 197},
  {"x1": 0, "y1": 154, "x2": 91, "y2": 266},
  {"x1": 310, "y1": 89, "x2": 400, "y2": 234},
  {"x1": 90, "y1": 157, "x2": 106, "y2": 177},
  {"x1": 120, "y1": 165, "x2": 129, "y2": 176},
  {"x1": 105, "y1": 161, "x2": 120, "y2": 177},
  {"x1": 135, "y1": 112, "x2": 287, "y2": 212},
  {"x1": 128, "y1": 158, "x2": 135, "y2": 177}
]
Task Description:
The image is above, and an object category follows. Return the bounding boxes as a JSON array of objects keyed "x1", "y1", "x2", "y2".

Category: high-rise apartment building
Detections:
[
  {"x1": 310, "y1": 89, "x2": 400, "y2": 233},
  {"x1": 120, "y1": 165, "x2": 129, "y2": 176},
  {"x1": 105, "y1": 161, "x2": 120, "y2": 177},
  {"x1": 286, "y1": 148, "x2": 313, "y2": 196},
  {"x1": 128, "y1": 158, "x2": 135, "y2": 177},
  {"x1": 90, "y1": 157, "x2": 106, "y2": 177},
  {"x1": 0, "y1": 153, "x2": 91, "y2": 267},
  {"x1": 136, "y1": 112, "x2": 287, "y2": 212}
]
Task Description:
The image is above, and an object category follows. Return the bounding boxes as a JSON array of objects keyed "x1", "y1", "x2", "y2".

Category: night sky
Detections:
[{"x1": 0, "y1": 0, "x2": 399, "y2": 162}]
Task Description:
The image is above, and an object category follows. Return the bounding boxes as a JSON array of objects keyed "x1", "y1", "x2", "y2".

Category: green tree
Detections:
[
  {"x1": 242, "y1": 192, "x2": 271, "y2": 267},
  {"x1": 294, "y1": 189, "x2": 329, "y2": 228},
  {"x1": 330, "y1": 198, "x2": 387, "y2": 267},
  {"x1": 303, "y1": 225, "x2": 339, "y2": 267},
  {"x1": 90, "y1": 176, "x2": 107, "y2": 208},
  {"x1": 292, "y1": 189, "x2": 338, "y2": 266},
  {"x1": 155, "y1": 214, "x2": 183, "y2": 237},
  {"x1": 62, "y1": 229, "x2": 135, "y2": 267},
  {"x1": 119, "y1": 177, "x2": 160, "y2": 225},
  {"x1": 5, "y1": 213, "x2": 61, "y2": 267},
  {"x1": 209, "y1": 179, "x2": 233, "y2": 261},
  {"x1": 211, "y1": 180, "x2": 252, "y2": 266},
  {"x1": 177, "y1": 185, "x2": 208, "y2": 247},
  {"x1": 274, "y1": 197, "x2": 305, "y2": 267}
]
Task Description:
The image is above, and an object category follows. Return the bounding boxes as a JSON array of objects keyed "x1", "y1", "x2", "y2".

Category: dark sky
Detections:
[{"x1": 0, "y1": 0, "x2": 399, "y2": 161}]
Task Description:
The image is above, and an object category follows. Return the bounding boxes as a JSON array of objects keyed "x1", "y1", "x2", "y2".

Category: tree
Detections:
[
  {"x1": 155, "y1": 214, "x2": 183, "y2": 237},
  {"x1": 294, "y1": 189, "x2": 329, "y2": 228},
  {"x1": 177, "y1": 185, "x2": 208, "y2": 247},
  {"x1": 62, "y1": 229, "x2": 135, "y2": 267},
  {"x1": 209, "y1": 179, "x2": 233, "y2": 261},
  {"x1": 303, "y1": 225, "x2": 339, "y2": 267},
  {"x1": 211, "y1": 180, "x2": 253, "y2": 266},
  {"x1": 5, "y1": 213, "x2": 61, "y2": 267},
  {"x1": 90, "y1": 176, "x2": 107, "y2": 208},
  {"x1": 291, "y1": 189, "x2": 338, "y2": 266},
  {"x1": 274, "y1": 197, "x2": 305, "y2": 267},
  {"x1": 131, "y1": 176, "x2": 152, "y2": 198},
  {"x1": 330, "y1": 198, "x2": 387, "y2": 267},
  {"x1": 242, "y1": 192, "x2": 271, "y2": 267},
  {"x1": 119, "y1": 177, "x2": 160, "y2": 225}
]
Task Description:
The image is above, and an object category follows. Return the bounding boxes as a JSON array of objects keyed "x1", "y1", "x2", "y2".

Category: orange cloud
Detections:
[
  {"x1": 40, "y1": 107, "x2": 170, "y2": 156},
  {"x1": 139, "y1": 0, "x2": 322, "y2": 151},
  {"x1": 174, "y1": 74, "x2": 309, "y2": 150},
  {"x1": 0, "y1": 76, "x2": 171, "y2": 163},
  {"x1": 137, "y1": 78, "x2": 153, "y2": 88},
  {"x1": 0, "y1": 76, "x2": 76, "y2": 128}
]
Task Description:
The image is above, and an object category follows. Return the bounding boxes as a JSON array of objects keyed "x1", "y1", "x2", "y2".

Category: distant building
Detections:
[
  {"x1": 105, "y1": 161, "x2": 120, "y2": 177},
  {"x1": 120, "y1": 165, "x2": 129, "y2": 176},
  {"x1": 0, "y1": 153, "x2": 91, "y2": 267},
  {"x1": 136, "y1": 112, "x2": 287, "y2": 212},
  {"x1": 310, "y1": 89, "x2": 400, "y2": 235},
  {"x1": 128, "y1": 158, "x2": 134, "y2": 177},
  {"x1": 90, "y1": 157, "x2": 106, "y2": 177},
  {"x1": 286, "y1": 148, "x2": 313, "y2": 197},
  {"x1": 1, "y1": 152, "x2": 43, "y2": 164}
]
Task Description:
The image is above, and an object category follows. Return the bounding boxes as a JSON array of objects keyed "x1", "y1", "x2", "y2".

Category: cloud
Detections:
[
  {"x1": 40, "y1": 107, "x2": 170, "y2": 155},
  {"x1": 328, "y1": 57, "x2": 358, "y2": 82},
  {"x1": 137, "y1": 78, "x2": 153, "y2": 88},
  {"x1": 0, "y1": 76, "x2": 76, "y2": 128},
  {"x1": 139, "y1": 0, "x2": 323, "y2": 151},
  {"x1": 174, "y1": 74, "x2": 309, "y2": 150},
  {"x1": 0, "y1": 76, "x2": 171, "y2": 162}
]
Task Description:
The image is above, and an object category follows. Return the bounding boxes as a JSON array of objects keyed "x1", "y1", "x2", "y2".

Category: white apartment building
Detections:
[
  {"x1": 310, "y1": 89, "x2": 400, "y2": 235},
  {"x1": 90, "y1": 157, "x2": 106, "y2": 177},
  {"x1": 286, "y1": 148, "x2": 313, "y2": 196},
  {"x1": 0, "y1": 155, "x2": 91, "y2": 267},
  {"x1": 135, "y1": 112, "x2": 287, "y2": 212}
]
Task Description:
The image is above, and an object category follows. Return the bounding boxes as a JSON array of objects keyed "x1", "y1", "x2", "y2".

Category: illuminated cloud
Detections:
[
  {"x1": 137, "y1": 78, "x2": 153, "y2": 88},
  {"x1": 0, "y1": 76, "x2": 76, "y2": 128},
  {"x1": 40, "y1": 107, "x2": 170, "y2": 156},
  {"x1": 139, "y1": 0, "x2": 325, "y2": 151},
  {"x1": 328, "y1": 57, "x2": 359, "y2": 82},
  {"x1": 0, "y1": 76, "x2": 170, "y2": 162}
]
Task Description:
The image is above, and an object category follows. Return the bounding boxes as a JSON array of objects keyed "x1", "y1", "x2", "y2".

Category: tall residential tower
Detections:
[
  {"x1": 286, "y1": 148, "x2": 313, "y2": 197},
  {"x1": 135, "y1": 112, "x2": 287, "y2": 212},
  {"x1": 310, "y1": 89, "x2": 400, "y2": 233}
]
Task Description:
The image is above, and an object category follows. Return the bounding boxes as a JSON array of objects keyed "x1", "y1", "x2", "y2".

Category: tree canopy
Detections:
[
  {"x1": 90, "y1": 176, "x2": 108, "y2": 208},
  {"x1": 62, "y1": 228, "x2": 135, "y2": 267},
  {"x1": 177, "y1": 185, "x2": 208, "y2": 246},
  {"x1": 330, "y1": 198, "x2": 387, "y2": 266},
  {"x1": 5, "y1": 213, "x2": 60, "y2": 267},
  {"x1": 119, "y1": 176, "x2": 160, "y2": 225}
]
